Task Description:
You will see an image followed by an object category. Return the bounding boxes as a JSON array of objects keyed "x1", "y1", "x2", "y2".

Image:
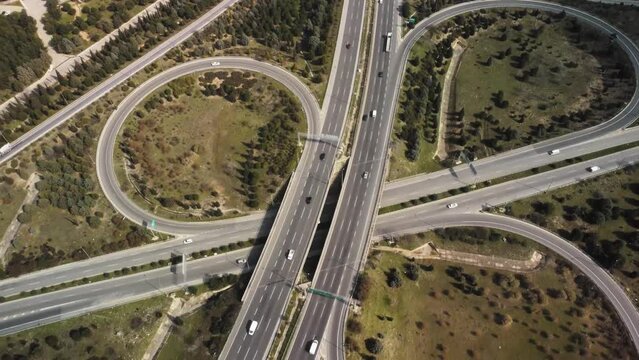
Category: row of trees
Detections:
[
  {"x1": 0, "y1": 0, "x2": 223, "y2": 140},
  {"x1": 43, "y1": 0, "x2": 156, "y2": 54},
  {"x1": 0, "y1": 11, "x2": 51, "y2": 93}
]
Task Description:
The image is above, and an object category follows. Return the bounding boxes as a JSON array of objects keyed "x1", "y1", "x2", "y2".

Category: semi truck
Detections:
[{"x1": 0, "y1": 143, "x2": 11, "y2": 156}]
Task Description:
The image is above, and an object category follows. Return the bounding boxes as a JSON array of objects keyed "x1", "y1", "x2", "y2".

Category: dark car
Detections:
[
  {"x1": 378, "y1": 71, "x2": 383, "y2": 77},
  {"x1": 305, "y1": 196, "x2": 312, "y2": 204},
  {"x1": 362, "y1": 114, "x2": 368, "y2": 121},
  {"x1": 346, "y1": 43, "x2": 351, "y2": 49},
  {"x1": 319, "y1": 153, "x2": 326, "y2": 160}
]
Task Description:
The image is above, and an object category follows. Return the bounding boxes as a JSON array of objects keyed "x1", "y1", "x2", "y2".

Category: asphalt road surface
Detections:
[
  {"x1": 0, "y1": 0, "x2": 241, "y2": 166},
  {"x1": 96, "y1": 57, "x2": 321, "y2": 235},
  {"x1": 382, "y1": 127, "x2": 639, "y2": 207},
  {"x1": 286, "y1": 0, "x2": 400, "y2": 357},
  {"x1": 219, "y1": 1, "x2": 367, "y2": 358},
  {"x1": 0, "y1": 247, "x2": 256, "y2": 336}
]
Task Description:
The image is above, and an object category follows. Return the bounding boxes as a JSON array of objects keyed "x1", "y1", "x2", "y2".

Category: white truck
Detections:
[{"x1": 0, "y1": 143, "x2": 12, "y2": 156}]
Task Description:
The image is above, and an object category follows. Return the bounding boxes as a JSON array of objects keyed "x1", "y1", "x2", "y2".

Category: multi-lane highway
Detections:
[
  {"x1": 0, "y1": 144, "x2": 636, "y2": 343},
  {"x1": 0, "y1": 0, "x2": 241, "y2": 167},
  {"x1": 0, "y1": 127, "x2": 636, "y2": 299},
  {"x1": 219, "y1": 0, "x2": 367, "y2": 358},
  {"x1": 287, "y1": 0, "x2": 639, "y2": 358},
  {"x1": 0, "y1": 0, "x2": 638, "y2": 357},
  {"x1": 0, "y1": 247, "x2": 256, "y2": 336},
  {"x1": 286, "y1": 0, "x2": 400, "y2": 357},
  {"x1": 383, "y1": 127, "x2": 639, "y2": 207}
]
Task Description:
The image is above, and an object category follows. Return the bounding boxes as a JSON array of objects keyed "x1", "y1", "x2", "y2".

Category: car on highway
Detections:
[
  {"x1": 306, "y1": 196, "x2": 312, "y2": 204},
  {"x1": 362, "y1": 114, "x2": 368, "y2": 121},
  {"x1": 248, "y1": 320, "x2": 258, "y2": 335},
  {"x1": 447, "y1": 203, "x2": 458, "y2": 209},
  {"x1": 370, "y1": 110, "x2": 377, "y2": 118},
  {"x1": 308, "y1": 338, "x2": 319, "y2": 355},
  {"x1": 286, "y1": 249, "x2": 295, "y2": 260},
  {"x1": 378, "y1": 71, "x2": 383, "y2": 77},
  {"x1": 319, "y1": 153, "x2": 326, "y2": 160},
  {"x1": 236, "y1": 258, "x2": 247, "y2": 265},
  {"x1": 588, "y1": 165, "x2": 601, "y2": 172},
  {"x1": 346, "y1": 43, "x2": 351, "y2": 49},
  {"x1": 548, "y1": 149, "x2": 560, "y2": 155},
  {"x1": 183, "y1": 238, "x2": 193, "y2": 244},
  {"x1": 362, "y1": 171, "x2": 369, "y2": 179},
  {"x1": 211, "y1": 62, "x2": 220, "y2": 66}
]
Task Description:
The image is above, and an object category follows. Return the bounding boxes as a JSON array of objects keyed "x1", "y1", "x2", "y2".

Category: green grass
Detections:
[
  {"x1": 117, "y1": 71, "x2": 306, "y2": 219},
  {"x1": 0, "y1": 295, "x2": 171, "y2": 359},
  {"x1": 505, "y1": 164, "x2": 639, "y2": 304},
  {"x1": 346, "y1": 252, "x2": 636, "y2": 359}
]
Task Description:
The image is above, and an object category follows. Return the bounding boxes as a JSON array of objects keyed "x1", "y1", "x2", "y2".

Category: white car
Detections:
[
  {"x1": 309, "y1": 339, "x2": 319, "y2": 355},
  {"x1": 588, "y1": 165, "x2": 601, "y2": 172},
  {"x1": 236, "y1": 258, "x2": 247, "y2": 265},
  {"x1": 183, "y1": 238, "x2": 193, "y2": 244},
  {"x1": 548, "y1": 149, "x2": 560, "y2": 155},
  {"x1": 447, "y1": 203, "x2": 458, "y2": 209},
  {"x1": 211, "y1": 61, "x2": 220, "y2": 66},
  {"x1": 286, "y1": 249, "x2": 295, "y2": 260},
  {"x1": 248, "y1": 320, "x2": 258, "y2": 335},
  {"x1": 362, "y1": 171, "x2": 369, "y2": 179}
]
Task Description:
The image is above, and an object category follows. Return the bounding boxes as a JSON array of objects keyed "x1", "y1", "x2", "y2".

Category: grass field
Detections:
[
  {"x1": 346, "y1": 252, "x2": 636, "y2": 360},
  {"x1": 0, "y1": 295, "x2": 171, "y2": 359},
  {"x1": 118, "y1": 70, "x2": 306, "y2": 219},
  {"x1": 505, "y1": 164, "x2": 639, "y2": 305}
]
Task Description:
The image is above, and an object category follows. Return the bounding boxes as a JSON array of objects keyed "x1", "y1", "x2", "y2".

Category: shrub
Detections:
[{"x1": 365, "y1": 337, "x2": 383, "y2": 354}]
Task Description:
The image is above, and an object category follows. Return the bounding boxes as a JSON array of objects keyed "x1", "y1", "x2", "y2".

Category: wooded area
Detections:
[{"x1": 0, "y1": 11, "x2": 50, "y2": 93}]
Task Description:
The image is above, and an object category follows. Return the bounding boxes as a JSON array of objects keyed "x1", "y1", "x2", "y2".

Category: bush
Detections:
[{"x1": 347, "y1": 318, "x2": 362, "y2": 333}]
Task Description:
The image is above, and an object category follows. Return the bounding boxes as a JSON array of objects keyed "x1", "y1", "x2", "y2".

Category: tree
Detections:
[
  {"x1": 386, "y1": 268, "x2": 402, "y2": 288},
  {"x1": 365, "y1": 337, "x2": 383, "y2": 354},
  {"x1": 401, "y1": 1, "x2": 412, "y2": 18}
]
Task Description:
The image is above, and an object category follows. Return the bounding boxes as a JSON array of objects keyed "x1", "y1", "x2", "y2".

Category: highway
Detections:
[
  {"x1": 374, "y1": 212, "x2": 639, "y2": 351},
  {"x1": 286, "y1": 0, "x2": 400, "y2": 357},
  {"x1": 0, "y1": 146, "x2": 636, "y2": 340},
  {"x1": 218, "y1": 0, "x2": 367, "y2": 358},
  {"x1": 0, "y1": 0, "x2": 637, "y2": 357},
  {"x1": 96, "y1": 57, "x2": 321, "y2": 235},
  {"x1": 0, "y1": 127, "x2": 636, "y2": 299},
  {"x1": 382, "y1": 127, "x2": 639, "y2": 207},
  {"x1": 0, "y1": 247, "x2": 256, "y2": 337},
  {"x1": 287, "y1": 0, "x2": 639, "y2": 358}
]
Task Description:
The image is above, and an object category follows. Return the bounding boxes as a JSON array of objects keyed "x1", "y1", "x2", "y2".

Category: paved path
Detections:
[
  {"x1": 0, "y1": 172, "x2": 39, "y2": 266},
  {"x1": 435, "y1": 40, "x2": 465, "y2": 161},
  {"x1": 376, "y1": 244, "x2": 544, "y2": 272}
]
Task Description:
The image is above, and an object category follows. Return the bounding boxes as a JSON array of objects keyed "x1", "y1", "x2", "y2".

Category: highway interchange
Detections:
[{"x1": 0, "y1": 0, "x2": 638, "y2": 358}]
